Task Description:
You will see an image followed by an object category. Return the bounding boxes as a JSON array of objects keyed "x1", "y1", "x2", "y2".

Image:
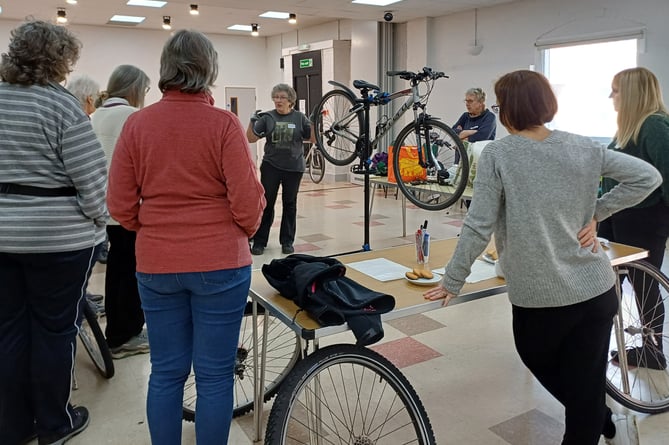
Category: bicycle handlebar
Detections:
[{"x1": 387, "y1": 67, "x2": 448, "y2": 82}]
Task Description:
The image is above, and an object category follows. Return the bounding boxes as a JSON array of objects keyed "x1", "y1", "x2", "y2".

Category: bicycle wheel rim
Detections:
[
  {"x1": 314, "y1": 90, "x2": 360, "y2": 166},
  {"x1": 182, "y1": 304, "x2": 301, "y2": 420},
  {"x1": 606, "y1": 260, "x2": 669, "y2": 414},
  {"x1": 392, "y1": 120, "x2": 469, "y2": 211},
  {"x1": 309, "y1": 149, "x2": 325, "y2": 183},
  {"x1": 266, "y1": 344, "x2": 435, "y2": 444},
  {"x1": 79, "y1": 302, "x2": 114, "y2": 379}
]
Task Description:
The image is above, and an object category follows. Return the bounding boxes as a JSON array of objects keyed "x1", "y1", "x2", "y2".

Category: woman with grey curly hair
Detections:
[{"x1": 0, "y1": 20, "x2": 107, "y2": 445}]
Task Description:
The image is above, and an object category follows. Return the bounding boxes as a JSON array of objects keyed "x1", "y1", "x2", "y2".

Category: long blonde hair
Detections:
[{"x1": 614, "y1": 67, "x2": 668, "y2": 148}]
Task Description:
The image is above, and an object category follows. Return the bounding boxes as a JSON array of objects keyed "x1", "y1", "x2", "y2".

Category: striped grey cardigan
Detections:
[{"x1": 0, "y1": 82, "x2": 108, "y2": 253}]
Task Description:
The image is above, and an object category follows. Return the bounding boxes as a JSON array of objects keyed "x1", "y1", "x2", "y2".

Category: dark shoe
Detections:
[
  {"x1": 281, "y1": 244, "x2": 294, "y2": 254},
  {"x1": 251, "y1": 244, "x2": 265, "y2": 255},
  {"x1": 611, "y1": 346, "x2": 667, "y2": 370},
  {"x1": 38, "y1": 406, "x2": 90, "y2": 445},
  {"x1": 85, "y1": 292, "x2": 103, "y2": 303},
  {"x1": 96, "y1": 242, "x2": 108, "y2": 264}
]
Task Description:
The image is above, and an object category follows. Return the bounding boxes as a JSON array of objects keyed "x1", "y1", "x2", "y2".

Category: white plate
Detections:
[{"x1": 405, "y1": 272, "x2": 442, "y2": 286}]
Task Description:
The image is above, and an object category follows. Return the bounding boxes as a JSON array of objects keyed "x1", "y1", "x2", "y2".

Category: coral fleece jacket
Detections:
[{"x1": 107, "y1": 90, "x2": 265, "y2": 273}]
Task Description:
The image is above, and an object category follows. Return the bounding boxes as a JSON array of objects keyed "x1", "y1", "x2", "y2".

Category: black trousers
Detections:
[
  {"x1": 0, "y1": 247, "x2": 95, "y2": 444},
  {"x1": 512, "y1": 287, "x2": 618, "y2": 445},
  {"x1": 105, "y1": 225, "x2": 144, "y2": 348},
  {"x1": 253, "y1": 162, "x2": 303, "y2": 248},
  {"x1": 598, "y1": 203, "x2": 669, "y2": 351}
]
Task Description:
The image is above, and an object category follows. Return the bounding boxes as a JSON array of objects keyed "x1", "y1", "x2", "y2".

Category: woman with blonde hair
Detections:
[
  {"x1": 92, "y1": 65, "x2": 151, "y2": 359},
  {"x1": 599, "y1": 67, "x2": 669, "y2": 370}
]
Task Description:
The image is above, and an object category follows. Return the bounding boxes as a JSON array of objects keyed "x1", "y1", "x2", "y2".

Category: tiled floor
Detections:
[{"x1": 39, "y1": 179, "x2": 669, "y2": 444}]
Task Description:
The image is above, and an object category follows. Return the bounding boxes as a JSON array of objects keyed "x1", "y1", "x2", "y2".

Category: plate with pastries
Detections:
[{"x1": 405, "y1": 268, "x2": 442, "y2": 286}]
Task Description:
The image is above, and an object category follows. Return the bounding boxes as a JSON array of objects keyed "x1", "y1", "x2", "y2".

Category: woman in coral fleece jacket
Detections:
[{"x1": 107, "y1": 30, "x2": 265, "y2": 445}]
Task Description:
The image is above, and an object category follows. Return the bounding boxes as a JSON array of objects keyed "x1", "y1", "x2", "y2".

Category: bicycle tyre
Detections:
[
  {"x1": 313, "y1": 89, "x2": 361, "y2": 166},
  {"x1": 392, "y1": 119, "x2": 469, "y2": 211},
  {"x1": 308, "y1": 146, "x2": 325, "y2": 184},
  {"x1": 265, "y1": 344, "x2": 436, "y2": 445},
  {"x1": 182, "y1": 302, "x2": 302, "y2": 421},
  {"x1": 78, "y1": 300, "x2": 115, "y2": 379},
  {"x1": 606, "y1": 260, "x2": 669, "y2": 414}
]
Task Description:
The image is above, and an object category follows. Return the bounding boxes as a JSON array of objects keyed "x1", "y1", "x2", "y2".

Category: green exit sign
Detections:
[{"x1": 299, "y1": 58, "x2": 313, "y2": 69}]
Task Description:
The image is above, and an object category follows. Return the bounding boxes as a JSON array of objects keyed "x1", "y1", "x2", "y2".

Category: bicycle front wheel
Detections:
[
  {"x1": 265, "y1": 344, "x2": 435, "y2": 445},
  {"x1": 308, "y1": 146, "x2": 325, "y2": 184},
  {"x1": 78, "y1": 300, "x2": 115, "y2": 379},
  {"x1": 313, "y1": 90, "x2": 361, "y2": 166},
  {"x1": 392, "y1": 119, "x2": 469, "y2": 211},
  {"x1": 182, "y1": 302, "x2": 302, "y2": 421},
  {"x1": 606, "y1": 260, "x2": 669, "y2": 414}
]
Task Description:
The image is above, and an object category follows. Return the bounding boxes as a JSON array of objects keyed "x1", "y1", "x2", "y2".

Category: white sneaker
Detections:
[
  {"x1": 604, "y1": 414, "x2": 639, "y2": 445},
  {"x1": 111, "y1": 328, "x2": 149, "y2": 359}
]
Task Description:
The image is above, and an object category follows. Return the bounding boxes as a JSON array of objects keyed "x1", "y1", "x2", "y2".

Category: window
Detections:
[{"x1": 541, "y1": 39, "x2": 637, "y2": 144}]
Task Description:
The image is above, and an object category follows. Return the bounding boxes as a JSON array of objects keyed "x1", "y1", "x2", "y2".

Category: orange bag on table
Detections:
[{"x1": 387, "y1": 145, "x2": 427, "y2": 184}]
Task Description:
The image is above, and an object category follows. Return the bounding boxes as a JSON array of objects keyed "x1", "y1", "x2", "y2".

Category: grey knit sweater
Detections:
[
  {"x1": 442, "y1": 130, "x2": 662, "y2": 308},
  {"x1": 0, "y1": 82, "x2": 108, "y2": 253}
]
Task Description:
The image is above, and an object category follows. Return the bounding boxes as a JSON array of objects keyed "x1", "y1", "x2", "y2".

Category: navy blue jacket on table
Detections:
[
  {"x1": 453, "y1": 108, "x2": 497, "y2": 142},
  {"x1": 262, "y1": 254, "x2": 395, "y2": 346}
]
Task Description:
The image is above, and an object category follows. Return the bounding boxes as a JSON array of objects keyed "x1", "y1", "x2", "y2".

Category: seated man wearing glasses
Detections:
[{"x1": 453, "y1": 87, "x2": 497, "y2": 143}]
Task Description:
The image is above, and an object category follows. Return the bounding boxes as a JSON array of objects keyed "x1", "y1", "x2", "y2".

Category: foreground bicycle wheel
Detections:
[
  {"x1": 606, "y1": 260, "x2": 669, "y2": 414},
  {"x1": 392, "y1": 119, "x2": 469, "y2": 211},
  {"x1": 308, "y1": 146, "x2": 325, "y2": 183},
  {"x1": 265, "y1": 344, "x2": 435, "y2": 445},
  {"x1": 182, "y1": 302, "x2": 301, "y2": 420},
  {"x1": 313, "y1": 90, "x2": 361, "y2": 166},
  {"x1": 78, "y1": 300, "x2": 115, "y2": 379}
]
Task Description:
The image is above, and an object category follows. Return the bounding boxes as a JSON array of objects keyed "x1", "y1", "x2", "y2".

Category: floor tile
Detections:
[{"x1": 370, "y1": 336, "x2": 442, "y2": 369}]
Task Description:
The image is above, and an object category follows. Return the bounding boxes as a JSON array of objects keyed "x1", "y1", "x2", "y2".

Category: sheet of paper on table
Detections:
[
  {"x1": 346, "y1": 258, "x2": 413, "y2": 282},
  {"x1": 432, "y1": 259, "x2": 497, "y2": 283}
]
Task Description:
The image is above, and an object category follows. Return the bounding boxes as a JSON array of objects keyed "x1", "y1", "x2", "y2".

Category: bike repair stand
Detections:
[{"x1": 351, "y1": 159, "x2": 374, "y2": 252}]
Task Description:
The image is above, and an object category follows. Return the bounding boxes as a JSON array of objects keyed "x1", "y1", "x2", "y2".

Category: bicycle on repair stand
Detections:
[{"x1": 313, "y1": 66, "x2": 469, "y2": 212}]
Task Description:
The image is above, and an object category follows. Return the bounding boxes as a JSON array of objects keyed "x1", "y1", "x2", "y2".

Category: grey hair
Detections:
[
  {"x1": 159, "y1": 29, "x2": 218, "y2": 94},
  {"x1": 96, "y1": 64, "x2": 150, "y2": 109},
  {"x1": 67, "y1": 75, "x2": 100, "y2": 108},
  {"x1": 271, "y1": 83, "x2": 297, "y2": 106},
  {"x1": 466, "y1": 87, "x2": 486, "y2": 102}
]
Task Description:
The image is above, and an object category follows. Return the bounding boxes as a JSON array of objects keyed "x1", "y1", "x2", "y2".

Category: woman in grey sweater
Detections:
[{"x1": 424, "y1": 70, "x2": 661, "y2": 445}]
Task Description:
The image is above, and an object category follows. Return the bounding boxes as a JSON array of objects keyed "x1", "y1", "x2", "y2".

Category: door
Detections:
[
  {"x1": 292, "y1": 50, "x2": 322, "y2": 117},
  {"x1": 225, "y1": 87, "x2": 258, "y2": 163}
]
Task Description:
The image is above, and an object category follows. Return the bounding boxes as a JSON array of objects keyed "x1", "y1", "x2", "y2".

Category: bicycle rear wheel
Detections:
[
  {"x1": 265, "y1": 344, "x2": 435, "y2": 444},
  {"x1": 78, "y1": 300, "x2": 115, "y2": 379},
  {"x1": 606, "y1": 260, "x2": 669, "y2": 414},
  {"x1": 313, "y1": 89, "x2": 360, "y2": 166},
  {"x1": 182, "y1": 302, "x2": 301, "y2": 421},
  {"x1": 308, "y1": 146, "x2": 325, "y2": 184},
  {"x1": 392, "y1": 119, "x2": 469, "y2": 211}
]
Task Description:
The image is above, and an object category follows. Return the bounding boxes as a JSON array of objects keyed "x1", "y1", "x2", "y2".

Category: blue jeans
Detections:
[{"x1": 136, "y1": 266, "x2": 250, "y2": 445}]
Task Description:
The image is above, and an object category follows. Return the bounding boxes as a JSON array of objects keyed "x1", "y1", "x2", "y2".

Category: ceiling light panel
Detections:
[
  {"x1": 109, "y1": 15, "x2": 147, "y2": 24},
  {"x1": 259, "y1": 11, "x2": 290, "y2": 19},
  {"x1": 227, "y1": 24, "x2": 252, "y2": 32},
  {"x1": 352, "y1": 0, "x2": 403, "y2": 6},
  {"x1": 127, "y1": 0, "x2": 167, "y2": 7}
]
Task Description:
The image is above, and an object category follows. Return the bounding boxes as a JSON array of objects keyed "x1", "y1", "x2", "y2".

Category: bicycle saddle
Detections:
[{"x1": 353, "y1": 80, "x2": 380, "y2": 91}]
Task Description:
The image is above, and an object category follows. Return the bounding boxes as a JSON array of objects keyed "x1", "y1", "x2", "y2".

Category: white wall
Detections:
[
  {"x1": 419, "y1": 0, "x2": 669, "y2": 136},
  {"x1": 0, "y1": 20, "x2": 267, "y2": 112}
]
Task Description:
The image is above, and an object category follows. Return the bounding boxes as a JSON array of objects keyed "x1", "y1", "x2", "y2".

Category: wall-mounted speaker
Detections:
[{"x1": 280, "y1": 57, "x2": 284, "y2": 69}]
